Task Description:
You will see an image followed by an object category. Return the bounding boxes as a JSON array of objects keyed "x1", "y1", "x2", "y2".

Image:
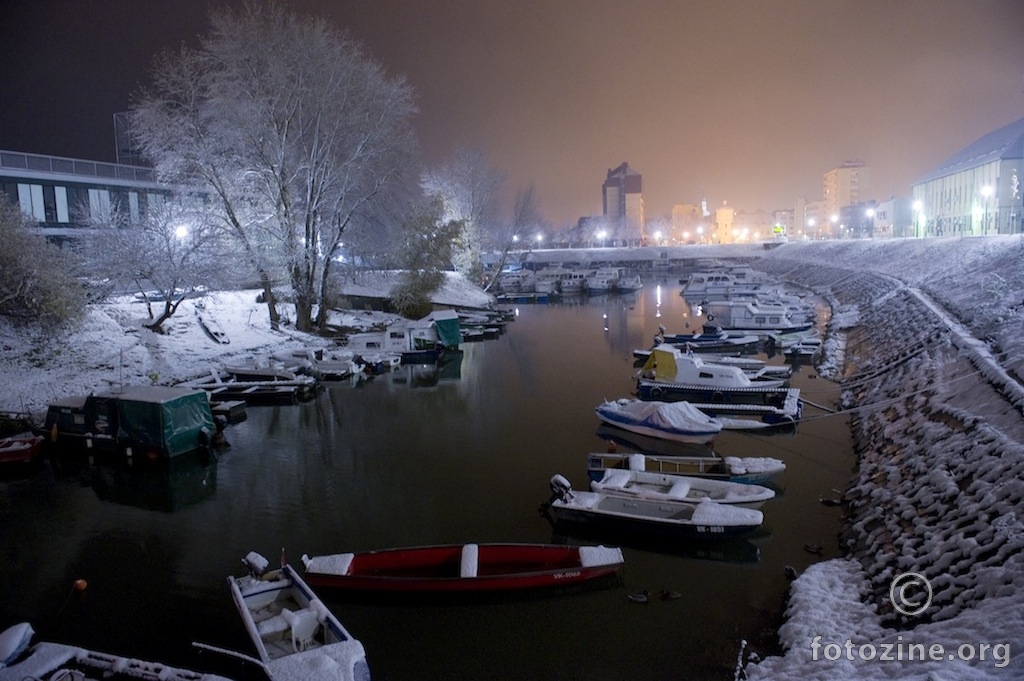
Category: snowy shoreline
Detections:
[{"x1": 744, "y1": 236, "x2": 1024, "y2": 679}]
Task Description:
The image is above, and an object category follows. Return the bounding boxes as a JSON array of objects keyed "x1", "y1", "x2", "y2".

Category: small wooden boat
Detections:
[
  {"x1": 587, "y1": 451, "x2": 786, "y2": 486},
  {"x1": 548, "y1": 475, "x2": 764, "y2": 538},
  {"x1": 595, "y1": 398, "x2": 722, "y2": 444},
  {"x1": 590, "y1": 467, "x2": 776, "y2": 509},
  {"x1": 227, "y1": 552, "x2": 370, "y2": 681},
  {"x1": 0, "y1": 433, "x2": 44, "y2": 465},
  {"x1": 300, "y1": 542, "x2": 624, "y2": 593}
]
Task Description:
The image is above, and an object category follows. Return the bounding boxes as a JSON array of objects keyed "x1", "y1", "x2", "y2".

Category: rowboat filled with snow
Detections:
[
  {"x1": 589, "y1": 468, "x2": 776, "y2": 509},
  {"x1": 0, "y1": 622, "x2": 232, "y2": 681},
  {"x1": 227, "y1": 552, "x2": 370, "y2": 681},
  {"x1": 301, "y1": 542, "x2": 624, "y2": 593},
  {"x1": 587, "y1": 451, "x2": 786, "y2": 486},
  {"x1": 547, "y1": 475, "x2": 764, "y2": 538}
]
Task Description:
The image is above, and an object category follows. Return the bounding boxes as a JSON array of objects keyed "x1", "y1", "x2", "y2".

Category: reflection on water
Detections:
[
  {"x1": 0, "y1": 280, "x2": 854, "y2": 681},
  {"x1": 74, "y1": 449, "x2": 218, "y2": 513}
]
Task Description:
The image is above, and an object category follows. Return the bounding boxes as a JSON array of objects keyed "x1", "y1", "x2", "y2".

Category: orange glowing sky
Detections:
[{"x1": 3, "y1": 0, "x2": 1023, "y2": 227}]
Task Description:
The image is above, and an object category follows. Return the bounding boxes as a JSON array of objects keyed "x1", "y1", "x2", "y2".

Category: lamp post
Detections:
[
  {"x1": 865, "y1": 208, "x2": 875, "y2": 239},
  {"x1": 981, "y1": 185, "x2": 993, "y2": 235},
  {"x1": 912, "y1": 200, "x2": 923, "y2": 238},
  {"x1": 830, "y1": 214, "x2": 838, "y2": 240},
  {"x1": 807, "y1": 217, "x2": 815, "y2": 240}
]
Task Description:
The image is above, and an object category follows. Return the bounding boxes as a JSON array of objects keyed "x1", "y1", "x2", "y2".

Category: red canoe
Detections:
[{"x1": 300, "y1": 543, "x2": 624, "y2": 593}]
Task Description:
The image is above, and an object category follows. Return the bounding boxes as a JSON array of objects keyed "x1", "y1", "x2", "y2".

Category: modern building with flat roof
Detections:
[{"x1": 0, "y1": 148, "x2": 166, "y2": 244}]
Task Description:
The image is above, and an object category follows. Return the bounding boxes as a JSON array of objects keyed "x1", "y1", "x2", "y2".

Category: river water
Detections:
[{"x1": 0, "y1": 275, "x2": 855, "y2": 680}]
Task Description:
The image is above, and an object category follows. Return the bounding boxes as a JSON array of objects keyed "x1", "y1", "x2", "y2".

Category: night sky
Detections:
[{"x1": 2, "y1": 0, "x2": 1024, "y2": 226}]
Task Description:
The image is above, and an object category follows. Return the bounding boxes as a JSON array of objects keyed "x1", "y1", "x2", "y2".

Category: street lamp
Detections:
[
  {"x1": 865, "y1": 208, "x2": 875, "y2": 238},
  {"x1": 913, "y1": 200, "x2": 923, "y2": 238},
  {"x1": 830, "y1": 214, "x2": 839, "y2": 239},
  {"x1": 981, "y1": 185, "x2": 993, "y2": 235},
  {"x1": 597, "y1": 229, "x2": 607, "y2": 247},
  {"x1": 807, "y1": 218, "x2": 816, "y2": 240}
]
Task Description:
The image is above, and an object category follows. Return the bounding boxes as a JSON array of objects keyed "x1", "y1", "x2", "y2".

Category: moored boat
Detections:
[
  {"x1": 637, "y1": 344, "x2": 788, "y2": 391},
  {"x1": 587, "y1": 451, "x2": 786, "y2": 486},
  {"x1": 0, "y1": 433, "x2": 44, "y2": 465},
  {"x1": 41, "y1": 386, "x2": 217, "y2": 459},
  {"x1": 300, "y1": 542, "x2": 624, "y2": 593},
  {"x1": 595, "y1": 398, "x2": 722, "y2": 444},
  {"x1": 590, "y1": 467, "x2": 776, "y2": 509},
  {"x1": 0, "y1": 622, "x2": 232, "y2": 681},
  {"x1": 547, "y1": 475, "x2": 764, "y2": 538},
  {"x1": 227, "y1": 552, "x2": 370, "y2": 681}
]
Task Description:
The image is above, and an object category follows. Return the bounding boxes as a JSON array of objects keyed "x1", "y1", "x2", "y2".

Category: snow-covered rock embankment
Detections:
[{"x1": 746, "y1": 249, "x2": 1024, "y2": 679}]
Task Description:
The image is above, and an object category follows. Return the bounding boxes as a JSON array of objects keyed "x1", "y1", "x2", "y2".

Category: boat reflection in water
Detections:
[
  {"x1": 548, "y1": 526, "x2": 762, "y2": 565},
  {"x1": 56, "y1": 448, "x2": 218, "y2": 513}
]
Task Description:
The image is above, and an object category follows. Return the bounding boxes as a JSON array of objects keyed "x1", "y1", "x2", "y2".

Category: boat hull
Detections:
[
  {"x1": 301, "y1": 543, "x2": 624, "y2": 593},
  {"x1": 587, "y1": 452, "x2": 786, "y2": 486},
  {"x1": 0, "y1": 434, "x2": 44, "y2": 464},
  {"x1": 548, "y1": 493, "x2": 762, "y2": 539}
]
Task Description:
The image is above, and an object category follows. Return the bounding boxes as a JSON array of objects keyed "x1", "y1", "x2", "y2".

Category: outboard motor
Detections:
[
  {"x1": 549, "y1": 474, "x2": 574, "y2": 503},
  {"x1": 242, "y1": 551, "x2": 271, "y2": 578}
]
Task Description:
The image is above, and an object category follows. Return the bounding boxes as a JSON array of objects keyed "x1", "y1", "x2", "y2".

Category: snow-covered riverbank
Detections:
[
  {"x1": 744, "y1": 236, "x2": 1024, "y2": 680},
  {"x1": 0, "y1": 271, "x2": 493, "y2": 418}
]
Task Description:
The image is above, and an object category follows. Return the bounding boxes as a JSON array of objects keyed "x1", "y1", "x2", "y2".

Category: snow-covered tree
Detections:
[
  {"x1": 484, "y1": 185, "x2": 540, "y2": 292},
  {"x1": 0, "y1": 195, "x2": 85, "y2": 329},
  {"x1": 130, "y1": 1, "x2": 419, "y2": 332},
  {"x1": 84, "y1": 195, "x2": 227, "y2": 334},
  {"x1": 420, "y1": 146, "x2": 503, "y2": 283}
]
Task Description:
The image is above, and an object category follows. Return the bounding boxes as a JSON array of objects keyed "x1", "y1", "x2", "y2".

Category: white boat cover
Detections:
[{"x1": 598, "y1": 399, "x2": 722, "y2": 435}]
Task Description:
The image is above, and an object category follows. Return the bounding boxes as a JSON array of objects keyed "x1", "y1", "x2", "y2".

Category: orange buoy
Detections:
[{"x1": 73, "y1": 579, "x2": 88, "y2": 592}]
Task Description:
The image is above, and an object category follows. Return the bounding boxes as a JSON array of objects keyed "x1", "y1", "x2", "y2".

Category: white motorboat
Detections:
[
  {"x1": 585, "y1": 267, "x2": 643, "y2": 294},
  {"x1": 0, "y1": 622, "x2": 232, "y2": 681},
  {"x1": 638, "y1": 345, "x2": 788, "y2": 390},
  {"x1": 547, "y1": 475, "x2": 764, "y2": 538},
  {"x1": 703, "y1": 300, "x2": 814, "y2": 334},
  {"x1": 589, "y1": 467, "x2": 776, "y2": 509},
  {"x1": 227, "y1": 552, "x2": 370, "y2": 681}
]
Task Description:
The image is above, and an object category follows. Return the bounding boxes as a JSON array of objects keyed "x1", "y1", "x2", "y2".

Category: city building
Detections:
[
  {"x1": 602, "y1": 162, "x2": 644, "y2": 245},
  {"x1": 823, "y1": 161, "x2": 871, "y2": 238},
  {"x1": 910, "y1": 116, "x2": 1024, "y2": 237},
  {"x1": 0, "y1": 148, "x2": 165, "y2": 245},
  {"x1": 872, "y1": 197, "x2": 913, "y2": 238}
]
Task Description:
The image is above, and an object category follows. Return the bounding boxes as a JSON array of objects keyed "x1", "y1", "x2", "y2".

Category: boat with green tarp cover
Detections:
[{"x1": 42, "y1": 386, "x2": 215, "y2": 459}]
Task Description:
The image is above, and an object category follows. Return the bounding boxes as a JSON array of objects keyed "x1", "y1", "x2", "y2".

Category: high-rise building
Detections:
[
  {"x1": 823, "y1": 161, "x2": 871, "y2": 237},
  {"x1": 602, "y1": 162, "x2": 644, "y2": 245}
]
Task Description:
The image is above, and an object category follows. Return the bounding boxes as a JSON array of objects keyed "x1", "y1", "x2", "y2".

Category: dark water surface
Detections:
[{"x1": 0, "y1": 277, "x2": 854, "y2": 680}]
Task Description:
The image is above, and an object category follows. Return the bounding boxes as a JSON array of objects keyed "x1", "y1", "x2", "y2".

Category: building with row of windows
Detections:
[
  {"x1": 910, "y1": 116, "x2": 1024, "y2": 237},
  {"x1": 0, "y1": 148, "x2": 166, "y2": 245}
]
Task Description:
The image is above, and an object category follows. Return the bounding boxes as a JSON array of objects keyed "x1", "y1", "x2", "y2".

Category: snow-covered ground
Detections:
[
  {"x1": 0, "y1": 270, "x2": 492, "y2": 418},
  {"x1": 3, "y1": 236, "x2": 1023, "y2": 679}
]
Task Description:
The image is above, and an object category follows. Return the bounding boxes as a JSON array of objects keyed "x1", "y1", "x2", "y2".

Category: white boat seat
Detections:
[
  {"x1": 289, "y1": 607, "x2": 320, "y2": 653},
  {"x1": 256, "y1": 609, "x2": 293, "y2": 638},
  {"x1": 460, "y1": 543, "x2": 479, "y2": 578}
]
